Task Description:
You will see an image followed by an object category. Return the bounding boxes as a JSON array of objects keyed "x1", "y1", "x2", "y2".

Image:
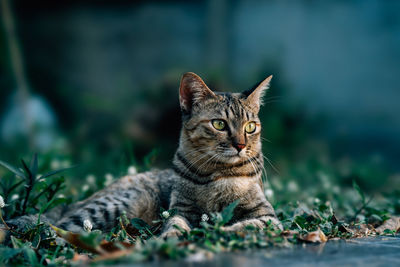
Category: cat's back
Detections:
[
  {"x1": 114, "y1": 168, "x2": 177, "y2": 196},
  {"x1": 112, "y1": 168, "x2": 178, "y2": 189},
  {"x1": 82, "y1": 168, "x2": 179, "y2": 212}
]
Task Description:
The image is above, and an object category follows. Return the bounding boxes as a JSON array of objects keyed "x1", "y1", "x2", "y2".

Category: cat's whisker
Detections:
[
  {"x1": 196, "y1": 153, "x2": 219, "y2": 175},
  {"x1": 181, "y1": 147, "x2": 211, "y2": 160},
  {"x1": 246, "y1": 148, "x2": 268, "y2": 186},
  {"x1": 247, "y1": 155, "x2": 258, "y2": 175},
  {"x1": 260, "y1": 137, "x2": 272, "y2": 143},
  {"x1": 263, "y1": 100, "x2": 283, "y2": 105},
  {"x1": 254, "y1": 156, "x2": 269, "y2": 187},
  {"x1": 263, "y1": 95, "x2": 283, "y2": 101},
  {"x1": 181, "y1": 151, "x2": 213, "y2": 177},
  {"x1": 262, "y1": 154, "x2": 280, "y2": 176},
  {"x1": 183, "y1": 148, "x2": 210, "y2": 158}
]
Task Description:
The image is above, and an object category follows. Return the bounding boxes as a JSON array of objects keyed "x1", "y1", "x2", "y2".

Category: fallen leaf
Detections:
[
  {"x1": 92, "y1": 248, "x2": 135, "y2": 262},
  {"x1": 281, "y1": 230, "x2": 299, "y2": 238},
  {"x1": 50, "y1": 224, "x2": 101, "y2": 254},
  {"x1": 346, "y1": 223, "x2": 377, "y2": 238},
  {"x1": 375, "y1": 216, "x2": 400, "y2": 234},
  {"x1": 50, "y1": 224, "x2": 134, "y2": 255},
  {"x1": 72, "y1": 253, "x2": 90, "y2": 262},
  {"x1": 330, "y1": 214, "x2": 338, "y2": 224},
  {"x1": 299, "y1": 229, "x2": 327, "y2": 243}
]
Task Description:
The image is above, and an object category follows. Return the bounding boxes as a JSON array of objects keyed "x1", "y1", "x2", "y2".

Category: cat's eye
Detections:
[
  {"x1": 212, "y1": 119, "x2": 226, "y2": 131},
  {"x1": 245, "y1": 122, "x2": 256, "y2": 134}
]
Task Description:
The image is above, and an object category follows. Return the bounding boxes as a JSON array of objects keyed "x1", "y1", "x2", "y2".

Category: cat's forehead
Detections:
[
  {"x1": 214, "y1": 91, "x2": 244, "y2": 105},
  {"x1": 195, "y1": 91, "x2": 258, "y2": 120},
  {"x1": 214, "y1": 92, "x2": 243, "y2": 98}
]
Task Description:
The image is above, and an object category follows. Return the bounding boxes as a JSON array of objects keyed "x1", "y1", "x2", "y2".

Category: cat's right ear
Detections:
[{"x1": 179, "y1": 72, "x2": 216, "y2": 113}]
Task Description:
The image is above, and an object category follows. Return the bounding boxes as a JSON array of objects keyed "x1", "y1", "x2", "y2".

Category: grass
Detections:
[{"x1": 0, "y1": 151, "x2": 399, "y2": 266}]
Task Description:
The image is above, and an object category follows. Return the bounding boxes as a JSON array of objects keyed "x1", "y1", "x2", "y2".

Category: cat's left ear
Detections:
[{"x1": 242, "y1": 75, "x2": 272, "y2": 113}]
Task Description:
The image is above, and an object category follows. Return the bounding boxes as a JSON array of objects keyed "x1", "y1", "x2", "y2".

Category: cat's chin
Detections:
[{"x1": 219, "y1": 153, "x2": 243, "y2": 164}]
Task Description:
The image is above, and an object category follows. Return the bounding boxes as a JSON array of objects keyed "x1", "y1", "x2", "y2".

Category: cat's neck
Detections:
[{"x1": 172, "y1": 147, "x2": 264, "y2": 185}]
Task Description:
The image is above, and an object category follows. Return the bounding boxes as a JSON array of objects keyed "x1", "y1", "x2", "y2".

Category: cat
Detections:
[{"x1": 6, "y1": 72, "x2": 282, "y2": 238}]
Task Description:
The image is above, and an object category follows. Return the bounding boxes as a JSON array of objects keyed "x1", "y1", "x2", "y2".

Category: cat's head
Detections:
[{"x1": 178, "y1": 72, "x2": 271, "y2": 164}]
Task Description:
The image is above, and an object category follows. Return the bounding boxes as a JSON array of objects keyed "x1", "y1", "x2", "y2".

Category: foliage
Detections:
[{"x1": 0, "y1": 154, "x2": 399, "y2": 266}]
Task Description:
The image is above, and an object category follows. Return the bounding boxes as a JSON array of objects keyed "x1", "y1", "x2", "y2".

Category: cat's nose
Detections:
[{"x1": 233, "y1": 143, "x2": 246, "y2": 152}]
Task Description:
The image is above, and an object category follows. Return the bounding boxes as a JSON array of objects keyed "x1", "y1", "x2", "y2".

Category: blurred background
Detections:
[{"x1": 0, "y1": 0, "x2": 399, "y2": 202}]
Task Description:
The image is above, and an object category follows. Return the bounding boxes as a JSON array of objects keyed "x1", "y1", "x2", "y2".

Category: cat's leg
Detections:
[
  {"x1": 160, "y1": 190, "x2": 194, "y2": 238},
  {"x1": 222, "y1": 196, "x2": 282, "y2": 232},
  {"x1": 160, "y1": 215, "x2": 191, "y2": 238},
  {"x1": 55, "y1": 174, "x2": 161, "y2": 233}
]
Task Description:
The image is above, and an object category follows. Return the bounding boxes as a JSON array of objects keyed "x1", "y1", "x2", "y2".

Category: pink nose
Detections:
[{"x1": 233, "y1": 143, "x2": 246, "y2": 152}]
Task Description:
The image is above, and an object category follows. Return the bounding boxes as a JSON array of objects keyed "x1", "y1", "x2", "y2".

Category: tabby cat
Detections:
[{"x1": 7, "y1": 72, "x2": 282, "y2": 237}]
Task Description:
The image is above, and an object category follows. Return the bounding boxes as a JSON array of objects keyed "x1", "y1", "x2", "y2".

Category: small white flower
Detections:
[
  {"x1": 318, "y1": 171, "x2": 331, "y2": 189},
  {"x1": 265, "y1": 188, "x2": 274, "y2": 199},
  {"x1": 50, "y1": 159, "x2": 61, "y2": 170},
  {"x1": 82, "y1": 184, "x2": 90, "y2": 192},
  {"x1": 287, "y1": 181, "x2": 299, "y2": 192},
  {"x1": 314, "y1": 198, "x2": 321, "y2": 204},
  {"x1": 61, "y1": 160, "x2": 71, "y2": 168},
  {"x1": 83, "y1": 219, "x2": 93, "y2": 232},
  {"x1": 11, "y1": 194, "x2": 19, "y2": 201},
  {"x1": 162, "y1": 211, "x2": 170, "y2": 219},
  {"x1": 86, "y1": 174, "x2": 96, "y2": 184},
  {"x1": 333, "y1": 186, "x2": 340, "y2": 194},
  {"x1": 0, "y1": 195, "x2": 5, "y2": 208},
  {"x1": 104, "y1": 173, "x2": 114, "y2": 186},
  {"x1": 201, "y1": 214, "x2": 209, "y2": 222},
  {"x1": 58, "y1": 194, "x2": 65, "y2": 198},
  {"x1": 127, "y1": 166, "x2": 137, "y2": 175}
]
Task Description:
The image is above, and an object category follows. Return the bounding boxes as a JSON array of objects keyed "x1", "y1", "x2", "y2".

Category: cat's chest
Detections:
[{"x1": 191, "y1": 178, "x2": 256, "y2": 212}]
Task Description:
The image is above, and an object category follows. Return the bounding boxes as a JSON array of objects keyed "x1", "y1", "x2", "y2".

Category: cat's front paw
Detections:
[
  {"x1": 160, "y1": 228, "x2": 183, "y2": 239},
  {"x1": 220, "y1": 225, "x2": 236, "y2": 233}
]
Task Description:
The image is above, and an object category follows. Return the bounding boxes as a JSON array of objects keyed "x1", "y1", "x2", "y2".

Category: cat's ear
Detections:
[
  {"x1": 242, "y1": 75, "x2": 272, "y2": 113},
  {"x1": 179, "y1": 72, "x2": 216, "y2": 113}
]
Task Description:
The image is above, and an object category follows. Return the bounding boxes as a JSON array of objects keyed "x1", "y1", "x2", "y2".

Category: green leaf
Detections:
[
  {"x1": 37, "y1": 197, "x2": 66, "y2": 223},
  {"x1": 221, "y1": 199, "x2": 240, "y2": 225},
  {"x1": 130, "y1": 218, "x2": 151, "y2": 230},
  {"x1": 20, "y1": 159, "x2": 32, "y2": 181},
  {"x1": 143, "y1": 149, "x2": 159, "y2": 169},
  {"x1": 6, "y1": 180, "x2": 25, "y2": 195},
  {"x1": 172, "y1": 224, "x2": 186, "y2": 234},
  {"x1": 0, "y1": 247, "x2": 23, "y2": 262},
  {"x1": 31, "y1": 233, "x2": 41, "y2": 248},
  {"x1": 294, "y1": 215, "x2": 307, "y2": 229},
  {"x1": 0, "y1": 160, "x2": 25, "y2": 179},
  {"x1": 190, "y1": 229, "x2": 205, "y2": 236},
  {"x1": 23, "y1": 247, "x2": 39, "y2": 265},
  {"x1": 79, "y1": 230, "x2": 103, "y2": 248},
  {"x1": 11, "y1": 236, "x2": 25, "y2": 249},
  {"x1": 30, "y1": 153, "x2": 38, "y2": 181},
  {"x1": 353, "y1": 180, "x2": 365, "y2": 203},
  {"x1": 38, "y1": 165, "x2": 76, "y2": 179}
]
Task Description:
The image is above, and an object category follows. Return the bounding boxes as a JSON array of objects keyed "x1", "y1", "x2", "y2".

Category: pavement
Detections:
[{"x1": 122, "y1": 235, "x2": 400, "y2": 267}]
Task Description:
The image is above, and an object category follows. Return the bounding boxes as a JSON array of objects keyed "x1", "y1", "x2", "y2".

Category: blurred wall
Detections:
[{"x1": 1, "y1": 0, "x2": 399, "y2": 166}]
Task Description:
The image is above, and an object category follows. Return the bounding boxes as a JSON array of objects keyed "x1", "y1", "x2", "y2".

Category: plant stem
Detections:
[
  {"x1": 0, "y1": 210, "x2": 22, "y2": 235},
  {"x1": 21, "y1": 161, "x2": 34, "y2": 215}
]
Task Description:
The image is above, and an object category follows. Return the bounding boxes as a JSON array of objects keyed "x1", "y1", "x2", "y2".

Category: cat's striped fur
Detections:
[{"x1": 6, "y1": 72, "x2": 282, "y2": 237}]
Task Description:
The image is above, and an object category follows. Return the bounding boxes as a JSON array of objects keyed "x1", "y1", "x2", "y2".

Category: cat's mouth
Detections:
[{"x1": 219, "y1": 149, "x2": 246, "y2": 162}]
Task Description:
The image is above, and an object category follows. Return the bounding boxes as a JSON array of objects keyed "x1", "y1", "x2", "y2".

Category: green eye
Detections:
[
  {"x1": 245, "y1": 122, "x2": 256, "y2": 133},
  {"x1": 212, "y1": 119, "x2": 226, "y2": 131}
]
